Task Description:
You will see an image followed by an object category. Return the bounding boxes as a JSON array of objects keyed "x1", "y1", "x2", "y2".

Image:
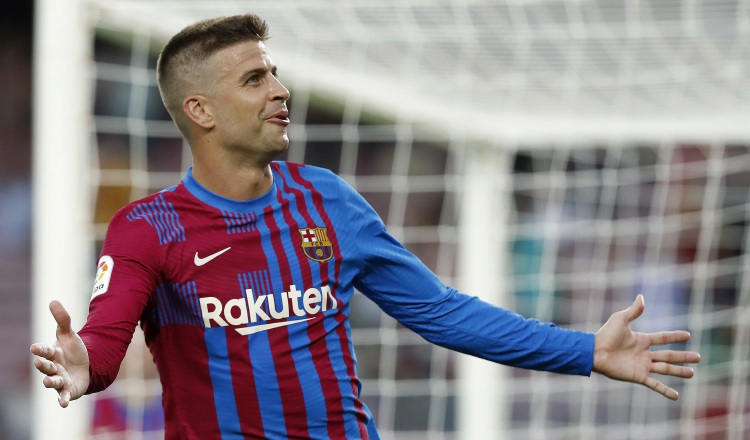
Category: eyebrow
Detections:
[{"x1": 239, "y1": 64, "x2": 278, "y2": 83}]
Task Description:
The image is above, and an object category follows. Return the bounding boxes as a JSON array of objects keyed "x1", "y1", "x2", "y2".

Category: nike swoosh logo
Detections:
[
  {"x1": 194, "y1": 247, "x2": 231, "y2": 266},
  {"x1": 235, "y1": 317, "x2": 315, "y2": 335}
]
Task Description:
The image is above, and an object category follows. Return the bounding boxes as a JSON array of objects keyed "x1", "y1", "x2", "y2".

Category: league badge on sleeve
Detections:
[
  {"x1": 298, "y1": 227, "x2": 334, "y2": 262},
  {"x1": 91, "y1": 256, "x2": 114, "y2": 300}
]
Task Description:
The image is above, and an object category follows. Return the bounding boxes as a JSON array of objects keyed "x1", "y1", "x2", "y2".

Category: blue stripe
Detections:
[
  {"x1": 175, "y1": 283, "x2": 187, "y2": 325},
  {"x1": 261, "y1": 270, "x2": 273, "y2": 316},
  {"x1": 149, "y1": 198, "x2": 168, "y2": 242},
  {"x1": 154, "y1": 282, "x2": 202, "y2": 327},
  {"x1": 127, "y1": 205, "x2": 153, "y2": 235},
  {"x1": 366, "y1": 412, "x2": 380, "y2": 439},
  {"x1": 172, "y1": 284, "x2": 184, "y2": 325},
  {"x1": 246, "y1": 271, "x2": 268, "y2": 316},
  {"x1": 281, "y1": 165, "x2": 369, "y2": 437},
  {"x1": 232, "y1": 211, "x2": 242, "y2": 233},
  {"x1": 223, "y1": 211, "x2": 238, "y2": 235},
  {"x1": 155, "y1": 284, "x2": 168, "y2": 325},
  {"x1": 236, "y1": 268, "x2": 285, "y2": 438},
  {"x1": 161, "y1": 284, "x2": 176, "y2": 325},
  {"x1": 276, "y1": 166, "x2": 327, "y2": 287},
  {"x1": 222, "y1": 210, "x2": 258, "y2": 234},
  {"x1": 188, "y1": 282, "x2": 202, "y2": 325},
  {"x1": 186, "y1": 282, "x2": 203, "y2": 325},
  {"x1": 142, "y1": 201, "x2": 168, "y2": 244},
  {"x1": 160, "y1": 197, "x2": 186, "y2": 242},
  {"x1": 332, "y1": 303, "x2": 366, "y2": 439},
  {"x1": 270, "y1": 191, "x2": 329, "y2": 438},
  {"x1": 126, "y1": 195, "x2": 186, "y2": 244},
  {"x1": 157, "y1": 197, "x2": 180, "y2": 242},
  {"x1": 205, "y1": 328, "x2": 243, "y2": 439}
]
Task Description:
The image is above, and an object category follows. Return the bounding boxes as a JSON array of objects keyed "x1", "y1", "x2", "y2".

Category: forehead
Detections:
[{"x1": 213, "y1": 40, "x2": 271, "y2": 75}]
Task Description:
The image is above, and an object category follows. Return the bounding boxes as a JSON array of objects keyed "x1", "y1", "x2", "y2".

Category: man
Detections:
[{"x1": 31, "y1": 14, "x2": 700, "y2": 440}]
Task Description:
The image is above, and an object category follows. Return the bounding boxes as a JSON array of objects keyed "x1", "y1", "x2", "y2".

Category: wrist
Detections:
[{"x1": 592, "y1": 331, "x2": 604, "y2": 374}]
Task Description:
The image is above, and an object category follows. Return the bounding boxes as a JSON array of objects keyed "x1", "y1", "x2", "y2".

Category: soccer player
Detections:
[{"x1": 30, "y1": 14, "x2": 701, "y2": 440}]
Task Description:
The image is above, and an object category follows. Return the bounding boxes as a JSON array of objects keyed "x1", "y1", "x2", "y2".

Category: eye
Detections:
[{"x1": 246, "y1": 74, "x2": 260, "y2": 84}]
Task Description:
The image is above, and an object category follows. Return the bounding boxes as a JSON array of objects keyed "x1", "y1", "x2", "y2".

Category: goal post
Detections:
[
  {"x1": 31, "y1": 0, "x2": 93, "y2": 438},
  {"x1": 456, "y1": 143, "x2": 510, "y2": 440}
]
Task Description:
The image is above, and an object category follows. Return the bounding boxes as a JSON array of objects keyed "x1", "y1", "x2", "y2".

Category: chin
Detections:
[
  {"x1": 266, "y1": 138, "x2": 289, "y2": 158},
  {"x1": 275, "y1": 136, "x2": 290, "y2": 152}
]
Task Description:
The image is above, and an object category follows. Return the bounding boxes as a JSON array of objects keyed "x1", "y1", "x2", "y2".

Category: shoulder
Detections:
[
  {"x1": 106, "y1": 186, "x2": 185, "y2": 242},
  {"x1": 272, "y1": 161, "x2": 340, "y2": 181},
  {"x1": 272, "y1": 161, "x2": 350, "y2": 193},
  {"x1": 109, "y1": 187, "x2": 179, "y2": 223}
]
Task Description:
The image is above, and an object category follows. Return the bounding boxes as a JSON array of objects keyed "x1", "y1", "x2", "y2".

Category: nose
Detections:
[{"x1": 270, "y1": 75, "x2": 290, "y2": 102}]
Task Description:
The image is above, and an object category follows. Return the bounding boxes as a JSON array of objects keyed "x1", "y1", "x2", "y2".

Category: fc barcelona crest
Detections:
[{"x1": 298, "y1": 227, "x2": 334, "y2": 262}]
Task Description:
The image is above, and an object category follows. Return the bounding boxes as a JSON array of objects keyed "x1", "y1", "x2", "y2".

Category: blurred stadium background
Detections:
[{"x1": 2, "y1": 0, "x2": 748, "y2": 439}]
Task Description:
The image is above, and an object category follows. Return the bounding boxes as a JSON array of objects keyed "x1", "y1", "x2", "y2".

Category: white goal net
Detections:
[{"x1": 33, "y1": 1, "x2": 749, "y2": 439}]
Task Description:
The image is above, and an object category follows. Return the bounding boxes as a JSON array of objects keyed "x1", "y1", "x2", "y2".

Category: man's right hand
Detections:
[{"x1": 30, "y1": 300, "x2": 90, "y2": 408}]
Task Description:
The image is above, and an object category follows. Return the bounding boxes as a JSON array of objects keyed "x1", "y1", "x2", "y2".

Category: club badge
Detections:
[{"x1": 298, "y1": 227, "x2": 334, "y2": 262}]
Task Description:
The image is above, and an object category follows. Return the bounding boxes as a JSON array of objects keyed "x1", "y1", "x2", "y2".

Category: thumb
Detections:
[
  {"x1": 622, "y1": 294, "x2": 645, "y2": 324},
  {"x1": 49, "y1": 300, "x2": 72, "y2": 337}
]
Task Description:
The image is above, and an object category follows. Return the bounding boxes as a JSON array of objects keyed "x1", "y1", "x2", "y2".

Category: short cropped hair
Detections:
[{"x1": 156, "y1": 14, "x2": 270, "y2": 134}]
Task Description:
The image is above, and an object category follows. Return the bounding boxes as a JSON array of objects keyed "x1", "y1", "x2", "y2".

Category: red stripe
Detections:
[
  {"x1": 286, "y1": 163, "x2": 370, "y2": 438},
  {"x1": 227, "y1": 237, "x2": 265, "y2": 436},
  {"x1": 150, "y1": 326, "x2": 224, "y2": 439},
  {"x1": 275, "y1": 167, "x2": 348, "y2": 439},
  {"x1": 263, "y1": 205, "x2": 310, "y2": 439},
  {"x1": 228, "y1": 334, "x2": 266, "y2": 437}
]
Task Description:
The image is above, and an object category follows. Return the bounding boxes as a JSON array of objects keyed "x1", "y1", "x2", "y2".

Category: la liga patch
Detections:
[{"x1": 91, "y1": 256, "x2": 114, "y2": 300}]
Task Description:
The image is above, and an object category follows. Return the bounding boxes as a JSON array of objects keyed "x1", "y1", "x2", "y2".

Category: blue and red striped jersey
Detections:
[{"x1": 79, "y1": 162, "x2": 594, "y2": 439}]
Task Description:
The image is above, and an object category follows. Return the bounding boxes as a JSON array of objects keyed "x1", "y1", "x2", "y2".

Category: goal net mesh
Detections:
[{"x1": 80, "y1": 1, "x2": 748, "y2": 439}]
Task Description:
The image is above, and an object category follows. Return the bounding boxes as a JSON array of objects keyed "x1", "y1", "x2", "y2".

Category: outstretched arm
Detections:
[
  {"x1": 30, "y1": 300, "x2": 91, "y2": 408},
  {"x1": 593, "y1": 294, "x2": 701, "y2": 400}
]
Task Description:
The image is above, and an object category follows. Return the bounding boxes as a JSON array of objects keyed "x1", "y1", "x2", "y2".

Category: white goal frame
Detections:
[{"x1": 32, "y1": 0, "x2": 93, "y2": 439}]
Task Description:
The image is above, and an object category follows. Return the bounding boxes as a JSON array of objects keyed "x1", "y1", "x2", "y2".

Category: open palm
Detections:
[
  {"x1": 592, "y1": 294, "x2": 701, "y2": 400},
  {"x1": 30, "y1": 300, "x2": 91, "y2": 407}
]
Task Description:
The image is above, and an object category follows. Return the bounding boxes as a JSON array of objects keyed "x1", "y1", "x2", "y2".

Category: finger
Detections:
[
  {"x1": 651, "y1": 349, "x2": 702, "y2": 364},
  {"x1": 30, "y1": 343, "x2": 56, "y2": 360},
  {"x1": 623, "y1": 294, "x2": 645, "y2": 324},
  {"x1": 42, "y1": 375, "x2": 64, "y2": 390},
  {"x1": 33, "y1": 356, "x2": 58, "y2": 375},
  {"x1": 649, "y1": 330, "x2": 692, "y2": 346},
  {"x1": 642, "y1": 376, "x2": 679, "y2": 401},
  {"x1": 650, "y1": 362, "x2": 695, "y2": 379},
  {"x1": 50, "y1": 300, "x2": 72, "y2": 337},
  {"x1": 59, "y1": 388, "x2": 72, "y2": 408}
]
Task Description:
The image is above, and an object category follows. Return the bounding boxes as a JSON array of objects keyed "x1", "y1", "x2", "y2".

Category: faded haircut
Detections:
[{"x1": 156, "y1": 14, "x2": 270, "y2": 134}]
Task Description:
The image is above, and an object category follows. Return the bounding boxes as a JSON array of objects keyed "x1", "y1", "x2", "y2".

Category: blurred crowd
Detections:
[{"x1": 0, "y1": 3, "x2": 33, "y2": 440}]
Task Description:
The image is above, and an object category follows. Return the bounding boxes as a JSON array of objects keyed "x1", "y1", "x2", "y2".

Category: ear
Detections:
[{"x1": 182, "y1": 95, "x2": 215, "y2": 129}]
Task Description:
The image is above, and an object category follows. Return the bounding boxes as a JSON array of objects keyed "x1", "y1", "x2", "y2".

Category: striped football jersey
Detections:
[{"x1": 79, "y1": 162, "x2": 594, "y2": 439}]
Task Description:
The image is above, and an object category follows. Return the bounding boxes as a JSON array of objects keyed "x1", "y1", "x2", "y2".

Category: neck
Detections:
[{"x1": 191, "y1": 152, "x2": 275, "y2": 201}]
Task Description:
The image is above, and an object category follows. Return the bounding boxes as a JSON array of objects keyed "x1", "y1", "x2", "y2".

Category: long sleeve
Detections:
[
  {"x1": 78, "y1": 207, "x2": 161, "y2": 393},
  {"x1": 341, "y1": 178, "x2": 594, "y2": 376}
]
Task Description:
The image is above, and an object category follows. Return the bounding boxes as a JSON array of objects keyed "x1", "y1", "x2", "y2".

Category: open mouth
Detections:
[{"x1": 266, "y1": 110, "x2": 289, "y2": 125}]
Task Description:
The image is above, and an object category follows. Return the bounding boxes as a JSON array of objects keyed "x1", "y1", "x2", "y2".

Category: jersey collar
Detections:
[{"x1": 182, "y1": 167, "x2": 278, "y2": 213}]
